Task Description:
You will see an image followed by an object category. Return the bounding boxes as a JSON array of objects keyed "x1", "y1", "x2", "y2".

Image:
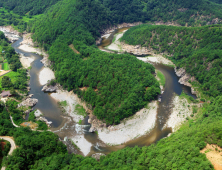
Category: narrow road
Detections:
[
  {"x1": 0, "y1": 136, "x2": 16, "y2": 170},
  {"x1": 10, "y1": 116, "x2": 19, "y2": 128}
]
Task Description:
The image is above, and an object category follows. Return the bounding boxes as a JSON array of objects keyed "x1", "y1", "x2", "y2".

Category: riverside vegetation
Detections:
[
  {"x1": 121, "y1": 24, "x2": 222, "y2": 97},
  {"x1": 0, "y1": 0, "x2": 222, "y2": 169}
]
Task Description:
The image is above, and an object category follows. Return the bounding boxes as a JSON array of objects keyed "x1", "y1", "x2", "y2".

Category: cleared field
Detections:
[
  {"x1": 0, "y1": 71, "x2": 19, "y2": 88},
  {"x1": 3, "y1": 63, "x2": 9, "y2": 70}
]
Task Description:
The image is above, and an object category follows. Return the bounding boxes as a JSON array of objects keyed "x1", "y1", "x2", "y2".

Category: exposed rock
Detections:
[
  {"x1": 108, "y1": 126, "x2": 116, "y2": 131},
  {"x1": 89, "y1": 126, "x2": 97, "y2": 133},
  {"x1": 174, "y1": 67, "x2": 192, "y2": 87},
  {"x1": 207, "y1": 18, "x2": 221, "y2": 25},
  {"x1": 40, "y1": 56, "x2": 51, "y2": 67},
  {"x1": 96, "y1": 37, "x2": 102, "y2": 45},
  {"x1": 20, "y1": 33, "x2": 34, "y2": 46},
  {"x1": 0, "y1": 26, "x2": 20, "y2": 42},
  {"x1": 175, "y1": 68, "x2": 186, "y2": 77},
  {"x1": 92, "y1": 153, "x2": 106, "y2": 161},
  {"x1": 178, "y1": 8, "x2": 188, "y2": 12},
  {"x1": 178, "y1": 73, "x2": 191, "y2": 87},
  {"x1": 27, "y1": 94, "x2": 34, "y2": 98},
  {"x1": 154, "y1": 21, "x2": 181, "y2": 26},
  {"x1": 34, "y1": 109, "x2": 42, "y2": 117},
  {"x1": 120, "y1": 42, "x2": 152, "y2": 55},
  {"x1": 88, "y1": 118, "x2": 92, "y2": 124},
  {"x1": 18, "y1": 98, "x2": 38, "y2": 108},
  {"x1": 0, "y1": 26, "x2": 21, "y2": 36},
  {"x1": 191, "y1": 87, "x2": 197, "y2": 95},
  {"x1": 174, "y1": 68, "x2": 198, "y2": 95},
  {"x1": 42, "y1": 84, "x2": 57, "y2": 92},
  {"x1": 36, "y1": 116, "x2": 52, "y2": 127}
]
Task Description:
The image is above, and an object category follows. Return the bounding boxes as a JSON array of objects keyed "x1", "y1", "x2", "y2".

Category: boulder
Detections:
[
  {"x1": 42, "y1": 84, "x2": 57, "y2": 92},
  {"x1": 178, "y1": 73, "x2": 191, "y2": 87},
  {"x1": 18, "y1": 98, "x2": 38, "y2": 108},
  {"x1": 92, "y1": 153, "x2": 106, "y2": 161},
  {"x1": 88, "y1": 118, "x2": 92, "y2": 124},
  {"x1": 175, "y1": 67, "x2": 186, "y2": 77},
  {"x1": 89, "y1": 126, "x2": 96, "y2": 133},
  {"x1": 34, "y1": 109, "x2": 42, "y2": 117}
]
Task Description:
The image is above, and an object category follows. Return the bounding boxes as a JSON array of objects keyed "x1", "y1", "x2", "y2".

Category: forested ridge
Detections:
[
  {"x1": 0, "y1": 0, "x2": 222, "y2": 169},
  {"x1": 0, "y1": 0, "x2": 61, "y2": 15},
  {"x1": 121, "y1": 24, "x2": 222, "y2": 97}
]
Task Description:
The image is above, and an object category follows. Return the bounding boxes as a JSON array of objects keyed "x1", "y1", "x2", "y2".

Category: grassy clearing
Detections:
[
  {"x1": 156, "y1": 70, "x2": 165, "y2": 86},
  {"x1": 3, "y1": 63, "x2": 9, "y2": 70},
  {"x1": 0, "y1": 71, "x2": 19, "y2": 88},
  {"x1": 75, "y1": 104, "x2": 87, "y2": 117}
]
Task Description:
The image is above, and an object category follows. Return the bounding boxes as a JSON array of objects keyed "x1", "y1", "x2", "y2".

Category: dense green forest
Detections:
[
  {"x1": 121, "y1": 24, "x2": 222, "y2": 97},
  {"x1": 0, "y1": 0, "x2": 61, "y2": 15},
  {"x1": 209, "y1": 0, "x2": 222, "y2": 4}
]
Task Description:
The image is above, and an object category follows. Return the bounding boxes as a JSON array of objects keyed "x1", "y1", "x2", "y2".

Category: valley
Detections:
[{"x1": 0, "y1": 0, "x2": 222, "y2": 169}]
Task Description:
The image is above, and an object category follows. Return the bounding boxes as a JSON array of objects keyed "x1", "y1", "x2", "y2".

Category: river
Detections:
[{"x1": 10, "y1": 28, "x2": 196, "y2": 156}]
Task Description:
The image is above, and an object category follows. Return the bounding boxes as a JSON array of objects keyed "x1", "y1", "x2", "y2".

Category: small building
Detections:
[{"x1": 1, "y1": 91, "x2": 12, "y2": 98}]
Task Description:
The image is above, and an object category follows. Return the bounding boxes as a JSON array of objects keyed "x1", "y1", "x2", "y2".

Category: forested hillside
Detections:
[
  {"x1": 208, "y1": 0, "x2": 222, "y2": 4},
  {"x1": 0, "y1": 0, "x2": 61, "y2": 15},
  {"x1": 121, "y1": 24, "x2": 222, "y2": 97},
  {"x1": 1, "y1": 0, "x2": 222, "y2": 169}
]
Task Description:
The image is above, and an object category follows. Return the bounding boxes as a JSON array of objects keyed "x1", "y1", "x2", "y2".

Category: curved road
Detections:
[{"x1": 0, "y1": 137, "x2": 16, "y2": 170}]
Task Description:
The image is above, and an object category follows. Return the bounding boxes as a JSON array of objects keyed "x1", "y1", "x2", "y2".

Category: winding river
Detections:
[{"x1": 10, "y1": 28, "x2": 196, "y2": 156}]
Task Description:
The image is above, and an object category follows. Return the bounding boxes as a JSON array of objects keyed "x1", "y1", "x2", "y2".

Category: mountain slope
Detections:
[{"x1": 121, "y1": 24, "x2": 222, "y2": 97}]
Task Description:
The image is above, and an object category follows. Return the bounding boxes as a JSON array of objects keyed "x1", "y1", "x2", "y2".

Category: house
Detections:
[{"x1": 1, "y1": 91, "x2": 12, "y2": 98}]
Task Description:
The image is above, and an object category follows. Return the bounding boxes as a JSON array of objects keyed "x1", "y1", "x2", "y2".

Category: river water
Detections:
[
  {"x1": 10, "y1": 28, "x2": 195, "y2": 156},
  {"x1": 11, "y1": 38, "x2": 67, "y2": 131}
]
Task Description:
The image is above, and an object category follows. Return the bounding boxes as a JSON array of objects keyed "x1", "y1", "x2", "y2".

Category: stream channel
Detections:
[{"x1": 11, "y1": 28, "x2": 196, "y2": 156}]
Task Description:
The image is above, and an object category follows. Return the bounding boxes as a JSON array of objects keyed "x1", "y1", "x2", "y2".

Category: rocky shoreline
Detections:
[
  {"x1": 174, "y1": 67, "x2": 198, "y2": 95},
  {"x1": 164, "y1": 95, "x2": 193, "y2": 132},
  {"x1": 120, "y1": 42, "x2": 152, "y2": 55},
  {"x1": 0, "y1": 26, "x2": 21, "y2": 42}
]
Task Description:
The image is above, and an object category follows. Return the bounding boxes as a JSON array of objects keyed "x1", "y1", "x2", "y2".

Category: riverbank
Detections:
[
  {"x1": 97, "y1": 101, "x2": 158, "y2": 145},
  {"x1": 50, "y1": 89, "x2": 94, "y2": 156},
  {"x1": 109, "y1": 28, "x2": 198, "y2": 96},
  {"x1": 50, "y1": 90, "x2": 84, "y2": 122},
  {"x1": 39, "y1": 67, "x2": 55, "y2": 85},
  {"x1": 106, "y1": 31, "x2": 126, "y2": 52},
  {"x1": 17, "y1": 33, "x2": 55, "y2": 86},
  {"x1": 19, "y1": 53, "x2": 34, "y2": 69},
  {"x1": 137, "y1": 55, "x2": 174, "y2": 66},
  {"x1": 164, "y1": 95, "x2": 192, "y2": 132}
]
